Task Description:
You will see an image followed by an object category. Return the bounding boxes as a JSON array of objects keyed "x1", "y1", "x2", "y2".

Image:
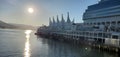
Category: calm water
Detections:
[{"x1": 0, "y1": 29, "x2": 119, "y2": 57}]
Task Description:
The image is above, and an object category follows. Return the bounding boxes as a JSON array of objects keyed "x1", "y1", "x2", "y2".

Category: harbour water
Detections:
[{"x1": 0, "y1": 29, "x2": 119, "y2": 57}]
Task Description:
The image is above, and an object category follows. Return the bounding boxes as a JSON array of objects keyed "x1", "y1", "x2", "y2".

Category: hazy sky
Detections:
[{"x1": 0, "y1": 0, "x2": 99, "y2": 26}]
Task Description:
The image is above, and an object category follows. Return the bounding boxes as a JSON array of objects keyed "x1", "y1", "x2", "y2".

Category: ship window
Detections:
[
  {"x1": 102, "y1": 22, "x2": 105, "y2": 25},
  {"x1": 97, "y1": 23, "x2": 100, "y2": 25},
  {"x1": 83, "y1": 32, "x2": 85, "y2": 35},
  {"x1": 94, "y1": 33, "x2": 97, "y2": 37},
  {"x1": 94, "y1": 23, "x2": 96, "y2": 25},
  {"x1": 106, "y1": 22, "x2": 110, "y2": 25},
  {"x1": 112, "y1": 35, "x2": 118, "y2": 39},
  {"x1": 90, "y1": 23, "x2": 92, "y2": 25},
  {"x1": 118, "y1": 21, "x2": 120, "y2": 24},
  {"x1": 112, "y1": 21, "x2": 116, "y2": 25},
  {"x1": 98, "y1": 33, "x2": 102, "y2": 37}
]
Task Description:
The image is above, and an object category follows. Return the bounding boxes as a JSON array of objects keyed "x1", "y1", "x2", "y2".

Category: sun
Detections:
[{"x1": 28, "y1": 8, "x2": 34, "y2": 13}]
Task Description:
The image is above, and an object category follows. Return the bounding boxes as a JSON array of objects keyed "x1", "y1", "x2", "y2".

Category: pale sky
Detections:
[{"x1": 0, "y1": 0, "x2": 99, "y2": 26}]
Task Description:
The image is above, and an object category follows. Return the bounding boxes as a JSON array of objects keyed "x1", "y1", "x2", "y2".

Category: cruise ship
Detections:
[{"x1": 36, "y1": 0, "x2": 120, "y2": 52}]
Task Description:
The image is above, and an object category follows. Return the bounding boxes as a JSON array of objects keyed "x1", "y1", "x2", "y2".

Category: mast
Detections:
[{"x1": 67, "y1": 12, "x2": 71, "y2": 23}]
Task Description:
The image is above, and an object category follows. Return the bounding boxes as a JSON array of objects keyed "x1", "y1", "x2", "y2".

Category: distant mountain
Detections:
[
  {"x1": 0, "y1": 20, "x2": 36, "y2": 30},
  {"x1": 0, "y1": 20, "x2": 15, "y2": 29},
  {"x1": 9, "y1": 23, "x2": 36, "y2": 30}
]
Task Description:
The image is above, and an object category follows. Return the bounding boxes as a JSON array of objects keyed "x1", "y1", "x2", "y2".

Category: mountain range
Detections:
[{"x1": 0, "y1": 20, "x2": 36, "y2": 30}]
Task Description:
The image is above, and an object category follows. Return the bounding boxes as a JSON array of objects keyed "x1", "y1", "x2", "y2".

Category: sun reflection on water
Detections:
[{"x1": 24, "y1": 30, "x2": 32, "y2": 57}]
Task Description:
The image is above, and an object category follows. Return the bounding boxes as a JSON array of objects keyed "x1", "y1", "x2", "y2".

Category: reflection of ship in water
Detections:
[
  {"x1": 46, "y1": 39, "x2": 90, "y2": 57},
  {"x1": 36, "y1": 36, "x2": 119, "y2": 57},
  {"x1": 36, "y1": 0, "x2": 120, "y2": 53},
  {"x1": 37, "y1": 36, "x2": 49, "y2": 45}
]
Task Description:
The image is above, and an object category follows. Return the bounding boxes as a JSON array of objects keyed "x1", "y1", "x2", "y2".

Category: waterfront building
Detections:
[
  {"x1": 49, "y1": 12, "x2": 74, "y2": 31},
  {"x1": 37, "y1": 0, "x2": 120, "y2": 52}
]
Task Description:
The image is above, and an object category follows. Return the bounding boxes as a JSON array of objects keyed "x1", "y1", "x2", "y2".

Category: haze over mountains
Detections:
[{"x1": 0, "y1": 20, "x2": 36, "y2": 30}]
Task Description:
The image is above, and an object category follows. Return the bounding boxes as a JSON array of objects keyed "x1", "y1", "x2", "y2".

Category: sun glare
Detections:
[
  {"x1": 24, "y1": 30, "x2": 32, "y2": 57},
  {"x1": 25, "y1": 30, "x2": 32, "y2": 35},
  {"x1": 28, "y1": 8, "x2": 34, "y2": 13}
]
